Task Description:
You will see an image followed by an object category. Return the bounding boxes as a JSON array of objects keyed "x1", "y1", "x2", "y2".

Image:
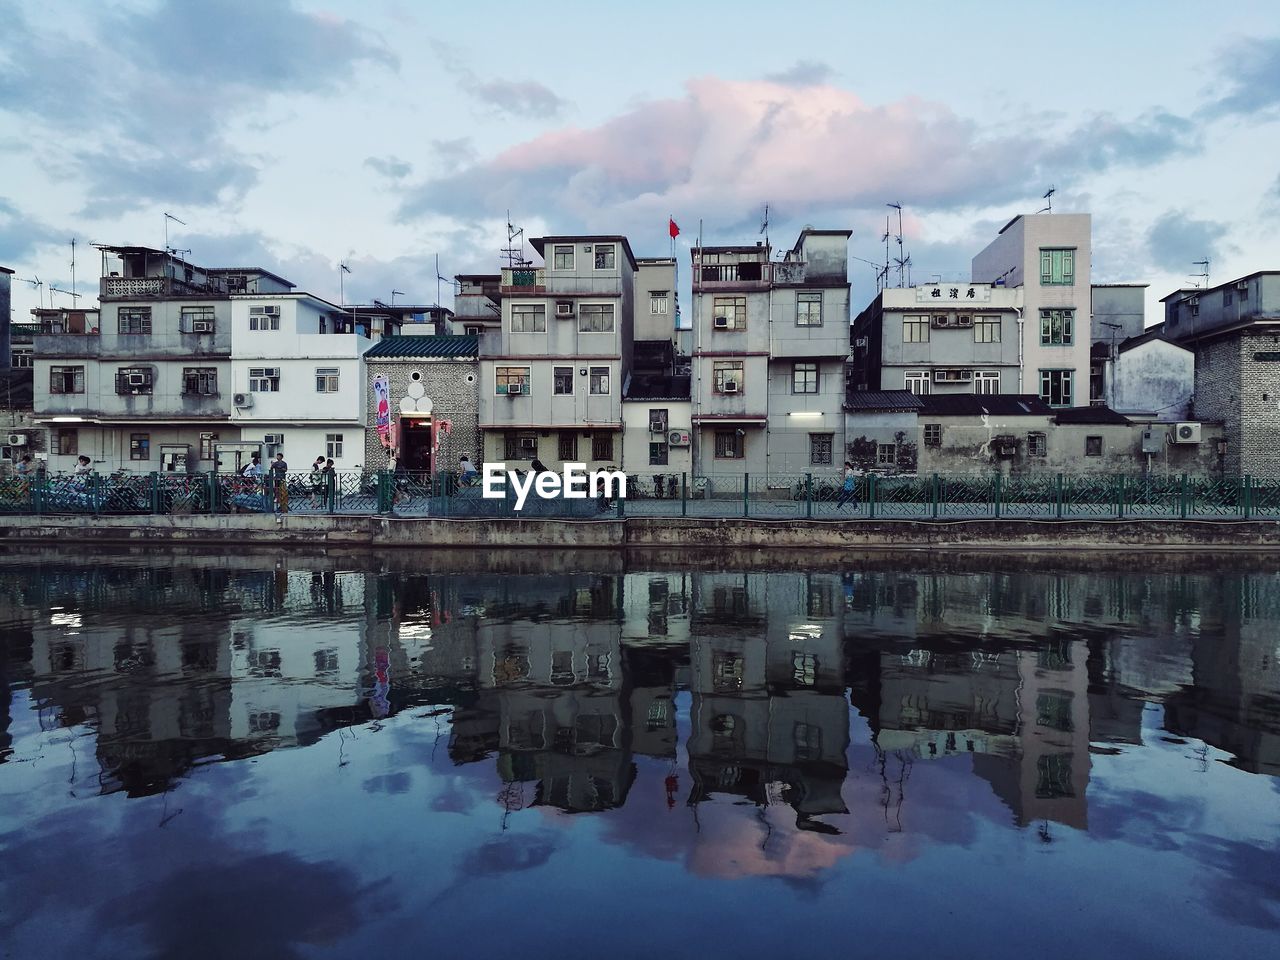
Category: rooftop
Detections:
[
  {"x1": 1117, "y1": 328, "x2": 1186, "y2": 354},
  {"x1": 364, "y1": 335, "x2": 479, "y2": 359},
  {"x1": 917, "y1": 394, "x2": 1052, "y2": 417},
  {"x1": 529, "y1": 236, "x2": 639, "y2": 271},
  {"x1": 844, "y1": 390, "x2": 925, "y2": 412},
  {"x1": 1052, "y1": 405, "x2": 1132, "y2": 425},
  {"x1": 1160, "y1": 271, "x2": 1280, "y2": 302}
]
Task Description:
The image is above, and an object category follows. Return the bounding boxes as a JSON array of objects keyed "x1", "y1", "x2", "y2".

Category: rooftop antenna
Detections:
[
  {"x1": 436, "y1": 255, "x2": 460, "y2": 304},
  {"x1": 49, "y1": 285, "x2": 81, "y2": 306},
  {"x1": 1037, "y1": 186, "x2": 1055, "y2": 214},
  {"x1": 339, "y1": 262, "x2": 351, "y2": 311},
  {"x1": 163, "y1": 212, "x2": 186, "y2": 256},
  {"x1": 391, "y1": 289, "x2": 404, "y2": 305},
  {"x1": 502, "y1": 211, "x2": 531, "y2": 268},
  {"x1": 70, "y1": 237, "x2": 77, "y2": 300},
  {"x1": 1191, "y1": 258, "x2": 1210, "y2": 289},
  {"x1": 759, "y1": 203, "x2": 770, "y2": 251},
  {"x1": 878, "y1": 215, "x2": 892, "y2": 292},
  {"x1": 887, "y1": 202, "x2": 911, "y2": 288},
  {"x1": 17, "y1": 276, "x2": 44, "y2": 310}
]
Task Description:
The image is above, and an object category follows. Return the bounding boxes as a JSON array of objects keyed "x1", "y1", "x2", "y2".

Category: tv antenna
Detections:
[
  {"x1": 70, "y1": 237, "x2": 77, "y2": 300},
  {"x1": 1037, "y1": 186, "x2": 1055, "y2": 214},
  {"x1": 436, "y1": 255, "x2": 460, "y2": 301},
  {"x1": 887, "y1": 202, "x2": 911, "y2": 288},
  {"x1": 759, "y1": 203, "x2": 770, "y2": 249},
  {"x1": 391, "y1": 289, "x2": 404, "y2": 305},
  {"x1": 17, "y1": 276, "x2": 45, "y2": 309},
  {"x1": 49, "y1": 285, "x2": 81, "y2": 305},
  {"x1": 502, "y1": 211, "x2": 531, "y2": 268},
  {"x1": 163, "y1": 212, "x2": 186, "y2": 256},
  {"x1": 1191, "y1": 258, "x2": 1210, "y2": 289}
]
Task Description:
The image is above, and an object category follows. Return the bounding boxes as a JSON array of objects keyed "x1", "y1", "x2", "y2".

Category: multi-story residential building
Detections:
[
  {"x1": 634, "y1": 256, "x2": 688, "y2": 355},
  {"x1": 690, "y1": 228, "x2": 851, "y2": 475},
  {"x1": 971, "y1": 213, "x2": 1092, "y2": 408},
  {"x1": 229, "y1": 292, "x2": 372, "y2": 471},
  {"x1": 621, "y1": 340, "x2": 692, "y2": 482},
  {"x1": 452, "y1": 274, "x2": 502, "y2": 338},
  {"x1": 849, "y1": 283, "x2": 1024, "y2": 398},
  {"x1": 350, "y1": 303, "x2": 448, "y2": 338},
  {"x1": 1162, "y1": 271, "x2": 1280, "y2": 476},
  {"x1": 1090, "y1": 283, "x2": 1148, "y2": 404},
  {"x1": 33, "y1": 246, "x2": 295, "y2": 473},
  {"x1": 0, "y1": 265, "x2": 11, "y2": 369},
  {"x1": 477, "y1": 236, "x2": 636, "y2": 470}
]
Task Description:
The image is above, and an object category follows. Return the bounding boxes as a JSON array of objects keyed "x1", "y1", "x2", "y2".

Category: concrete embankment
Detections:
[{"x1": 2, "y1": 513, "x2": 1280, "y2": 550}]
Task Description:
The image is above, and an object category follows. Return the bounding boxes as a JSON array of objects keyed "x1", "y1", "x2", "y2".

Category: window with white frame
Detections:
[
  {"x1": 248, "y1": 306, "x2": 281, "y2": 331},
  {"x1": 1039, "y1": 369, "x2": 1072, "y2": 407},
  {"x1": 553, "y1": 244, "x2": 574, "y2": 270},
  {"x1": 713, "y1": 361, "x2": 744, "y2": 393},
  {"x1": 182, "y1": 367, "x2": 218, "y2": 396},
  {"x1": 796, "y1": 291, "x2": 823, "y2": 326},
  {"x1": 118, "y1": 307, "x2": 152, "y2": 335},
  {"x1": 904, "y1": 370, "x2": 930, "y2": 395},
  {"x1": 1040, "y1": 309, "x2": 1074, "y2": 345},
  {"x1": 181, "y1": 305, "x2": 216, "y2": 333},
  {"x1": 974, "y1": 316, "x2": 1001, "y2": 343},
  {"x1": 315, "y1": 367, "x2": 340, "y2": 392},
  {"x1": 249, "y1": 367, "x2": 281, "y2": 392},
  {"x1": 923, "y1": 423, "x2": 942, "y2": 446},
  {"x1": 712, "y1": 295, "x2": 747, "y2": 330},
  {"x1": 792, "y1": 361, "x2": 818, "y2": 394},
  {"x1": 326, "y1": 433, "x2": 343, "y2": 459},
  {"x1": 973, "y1": 371, "x2": 1000, "y2": 394},
  {"x1": 511, "y1": 303, "x2": 546, "y2": 333},
  {"x1": 589, "y1": 366, "x2": 611, "y2": 395},
  {"x1": 496, "y1": 366, "x2": 529, "y2": 395},
  {"x1": 11, "y1": 348, "x2": 32, "y2": 368},
  {"x1": 593, "y1": 244, "x2": 615, "y2": 270},
  {"x1": 649, "y1": 291, "x2": 669, "y2": 315},
  {"x1": 553, "y1": 366, "x2": 574, "y2": 395},
  {"x1": 1027, "y1": 432, "x2": 1047, "y2": 457},
  {"x1": 578, "y1": 303, "x2": 615, "y2": 333},
  {"x1": 903, "y1": 316, "x2": 930, "y2": 343}
]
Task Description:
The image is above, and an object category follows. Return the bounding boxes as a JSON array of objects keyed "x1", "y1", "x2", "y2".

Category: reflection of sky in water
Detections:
[{"x1": 1, "y1": 555, "x2": 1279, "y2": 958}]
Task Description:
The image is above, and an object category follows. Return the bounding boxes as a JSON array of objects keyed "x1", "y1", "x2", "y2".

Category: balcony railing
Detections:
[
  {"x1": 501, "y1": 267, "x2": 546, "y2": 293},
  {"x1": 100, "y1": 276, "x2": 225, "y2": 300}
]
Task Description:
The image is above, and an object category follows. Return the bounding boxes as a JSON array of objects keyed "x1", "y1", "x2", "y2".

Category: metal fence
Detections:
[{"x1": 1, "y1": 469, "x2": 1277, "y2": 521}]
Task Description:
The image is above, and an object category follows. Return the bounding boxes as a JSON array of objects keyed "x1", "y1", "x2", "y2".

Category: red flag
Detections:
[{"x1": 669, "y1": 218, "x2": 680, "y2": 239}]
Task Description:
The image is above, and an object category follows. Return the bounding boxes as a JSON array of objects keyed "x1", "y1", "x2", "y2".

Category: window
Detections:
[
  {"x1": 464, "y1": 324, "x2": 485, "y2": 336},
  {"x1": 50, "y1": 365, "x2": 84, "y2": 394},
  {"x1": 650, "y1": 291, "x2": 669, "y2": 315},
  {"x1": 130, "y1": 433, "x2": 150, "y2": 461},
  {"x1": 182, "y1": 367, "x2": 218, "y2": 396},
  {"x1": 558, "y1": 432, "x2": 577, "y2": 461},
  {"x1": 117, "y1": 307, "x2": 152, "y2": 335},
  {"x1": 553, "y1": 244, "x2": 574, "y2": 270},
  {"x1": 199, "y1": 433, "x2": 218, "y2": 460},
  {"x1": 1039, "y1": 248, "x2": 1075, "y2": 286},
  {"x1": 589, "y1": 366, "x2": 611, "y2": 395},
  {"x1": 181, "y1": 305, "x2": 215, "y2": 333},
  {"x1": 593, "y1": 244, "x2": 615, "y2": 270},
  {"x1": 1027, "y1": 432, "x2": 1047, "y2": 457},
  {"x1": 712, "y1": 295, "x2": 747, "y2": 330},
  {"x1": 115, "y1": 367, "x2": 153, "y2": 396},
  {"x1": 713, "y1": 361, "x2": 744, "y2": 393},
  {"x1": 315, "y1": 367, "x2": 340, "y2": 392},
  {"x1": 796, "y1": 291, "x2": 823, "y2": 326},
  {"x1": 810, "y1": 434, "x2": 833, "y2": 465},
  {"x1": 973, "y1": 371, "x2": 1000, "y2": 394},
  {"x1": 553, "y1": 366, "x2": 574, "y2": 395},
  {"x1": 56, "y1": 428, "x2": 77, "y2": 456},
  {"x1": 591, "y1": 432, "x2": 614, "y2": 461},
  {"x1": 903, "y1": 316, "x2": 930, "y2": 343},
  {"x1": 511, "y1": 303, "x2": 546, "y2": 333},
  {"x1": 974, "y1": 316, "x2": 1001, "y2": 343},
  {"x1": 249, "y1": 367, "x2": 280, "y2": 392},
  {"x1": 326, "y1": 434, "x2": 343, "y2": 459},
  {"x1": 248, "y1": 307, "x2": 281, "y2": 331},
  {"x1": 792, "y1": 361, "x2": 818, "y2": 394},
  {"x1": 923, "y1": 423, "x2": 942, "y2": 447},
  {"x1": 1224, "y1": 291, "x2": 1233, "y2": 306},
  {"x1": 904, "y1": 370, "x2": 930, "y2": 395},
  {"x1": 504, "y1": 433, "x2": 537, "y2": 460},
  {"x1": 1040, "y1": 369, "x2": 1073, "y2": 407},
  {"x1": 714, "y1": 430, "x2": 744, "y2": 459},
  {"x1": 1085, "y1": 435, "x2": 1103, "y2": 457},
  {"x1": 578, "y1": 303, "x2": 615, "y2": 333},
  {"x1": 649, "y1": 442, "x2": 668, "y2": 465},
  {"x1": 1040, "y1": 309, "x2": 1074, "y2": 345},
  {"x1": 648, "y1": 409, "x2": 669, "y2": 432},
  {"x1": 495, "y1": 366, "x2": 529, "y2": 395},
  {"x1": 792, "y1": 653, "x2": 817, "y2": 687},
  {"x1": 877, "y1": 443, "x2": 896, "y2": 467}
]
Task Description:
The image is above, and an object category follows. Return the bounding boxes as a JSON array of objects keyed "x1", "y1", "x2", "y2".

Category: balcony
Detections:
[
  {"x1": 693, "y1": 261, "x2": 772, "y2": 293},
  {"x1": 100, "y1": 275, "x2": 225, "y2": 300},
  {"x1": 500, "y1": 267, "x2": 546, "y2": 294}
]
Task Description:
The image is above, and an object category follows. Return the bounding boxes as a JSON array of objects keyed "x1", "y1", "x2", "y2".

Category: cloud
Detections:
[
  {"x1": 365, "y1": 156, "x2": 414, "y2": 181},
  {"x1": 430, "y1": 40, "x2": 567, "y2": 119},
  {"x1": 0, "y1": 197, "x2": 66, "y2": 263},
  {"x1": 765, "y1": 61, "x2": 837, "y2": 86},
  {"x1": 431, "y1": 138, "x2": 479, "y2": 174},
  {"x1": 1206, "y1": 36, "x2": 1280, "y2": 116},
  {"x1": 1145, "y1": 210, "x2": 1230, "y2": 273}
]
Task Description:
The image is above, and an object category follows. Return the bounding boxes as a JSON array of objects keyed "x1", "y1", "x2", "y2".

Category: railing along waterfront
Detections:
[{"x1": 1, "y1": 470, "x2": 1278, "y2": 521}]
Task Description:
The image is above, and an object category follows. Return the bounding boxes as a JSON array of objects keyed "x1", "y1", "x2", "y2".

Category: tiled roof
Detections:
[
  {"x1": 844, "y1": 390, "x2": 925, "y2": 411},
  {"x1": 1052, "y1": 405, "x2": 1132, "y2": 425},
  {"x1": 625, "y1": 374, "x2": 691, "y2": 400},
  {"x1": 917, "y1": 394, "x2": 1052, "y2": 416},
  {"x1": 364, "y1": 335, "x2": 479, "y2": 359}
]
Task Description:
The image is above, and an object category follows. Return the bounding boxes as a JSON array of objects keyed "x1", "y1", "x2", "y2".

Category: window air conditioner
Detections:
[
  {"x1": 127, "y1": 373, "x2": 147, "y2": 386},
  {"x1": 1173, "y1": 422, "x2": 1202, "y2": 444},
  {"x1": 1236, "y1": 281, "x2": 1249, "y2": 291},
  {"x1": 192, "y1": 320, "x2": 213, "y2": 333},
  {"x1": 721, "y1": 379, "x2": 739, "y2": 393},
  {"x1": 263, "y1": 434, "x2": 283, "y2": 445},
  {"x1": 263, "y1": 305, "x2": 280, "y2": 316},
  {"x1": 713, "y1": 315, "x2": 730, "y2": 329},
  {"x1": 668, "y1": 430, "x2": 691, "y2": 447},
  {"x1": 506, "y1": 383, "x2": 525, "y2": 397},
  {"x1": 233, "y1": 392, "x2": 253, "y2": 408},
  {"x1": 956, "y1": 315, "x2": 974, "y2": 327},
  {"x1": 932, "y1": 315, "x2": 950, "y2": 327},
  {"x1": 7, "y1": 433, "x2": 26, "y2": 446},
  {"x1": 649, "y1": 418, "x2": 667, "y2": 434},
  {"x1": 555, "y1": 302, "x2": 574, "y2": 318}
]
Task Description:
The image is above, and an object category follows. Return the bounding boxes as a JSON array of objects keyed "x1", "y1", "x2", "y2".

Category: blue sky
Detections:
[{"x1": 1, "y1": 0, "x2": 1277, "y2": 323}]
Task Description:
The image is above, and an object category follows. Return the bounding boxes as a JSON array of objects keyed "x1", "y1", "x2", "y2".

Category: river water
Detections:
[{"x1": 1, "y1": 547, "x2": 1278, "y2": 959}]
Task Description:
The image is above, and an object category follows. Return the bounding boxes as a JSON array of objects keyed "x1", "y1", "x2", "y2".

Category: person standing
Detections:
[
  {"x1": 458, "y1": 454, "x2": 478, "y2": 487},
  {"x1": 242, "y1": 454, "x2": 263, "y2": 479},
  {"x1": 836, "y1": 460, "x2": 859, "y2": 511},
  {"x1": 270, "y1": 452, "x2": 289, "y2": 513},
  {"x1": 308, "y1": 456, "x2": 326, "y2": 507},
  {"x1": 320, "y1": 458, "x2": 336, "y2": 509}
]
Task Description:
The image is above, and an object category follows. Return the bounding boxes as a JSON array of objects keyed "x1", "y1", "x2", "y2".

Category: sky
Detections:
[{"x1": 1, "y1": 0, "x2": 1278, "y2": 326}]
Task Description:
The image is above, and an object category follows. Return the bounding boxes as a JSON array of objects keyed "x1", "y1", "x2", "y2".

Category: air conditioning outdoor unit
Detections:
[
  {"x1": 932, "y1": 314, "x2": 950, "y2": 327},
  {"x1": 263, "y1": 434, "x2": 283, "y2": 445},
  {"x1": 128, "y1": 373, "x2": 147, "y2": 386},
  {"x1": 956, "y1": 315, "x2": 974, "y2": 327},
  {"x1": 7, "y1": 433, "x2": 26, "y2": 446},
  {"x1": 192, "y1": 320, "x2": 214, "y2": 333},
  {"x1": 233, "y1": 392, "x2": 253, "y2": 408},
  {"x1": 649, "y1": 419, "x2": 667, "y2": 434},
  {"x1": 668, "y1": 430, "x2": 691, "y2": 447},
  {"x1": 713, "y1": 315, "x2": 730, "y2": 329},
  {"x1": 555, "y1": 302, "x2": 574, "y2": 318},
  {"x1": 1173, "y1": 422, "x2": 1202, "y2": 444},
  {"x1": 506, "y1": 383, "x2": 525, "y2": 397},
  {"x1": 721, "y1": 379, "x2": 739, "y2": 393},
  {"x1": 933, "y1": 369, "x2": 973, "y2": 382},
  {"x1": 263, "y1": 305, "x2": 280, "y2": 316},
  {"x1": 854, "y1": 337, "x2": 868, "y2": 348}
]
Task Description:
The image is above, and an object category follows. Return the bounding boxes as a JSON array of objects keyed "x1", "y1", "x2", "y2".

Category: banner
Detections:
[{"x1": 373, "y1": 376, "x2": 390, "y2": 437}]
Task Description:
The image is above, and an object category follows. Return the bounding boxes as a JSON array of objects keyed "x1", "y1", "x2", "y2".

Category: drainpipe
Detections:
[{"x1": 1015, "y1": 306, "x2": 1025, "y2": 393}]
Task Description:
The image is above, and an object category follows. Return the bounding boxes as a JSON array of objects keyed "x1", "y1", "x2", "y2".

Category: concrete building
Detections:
[
  {"x1": 850, "y1": 282, "x2": 1024, "y2": 397},
  {"x1": 1162, "y1": 272, "x2": 1280, "y2": 477},
  {"x1": 228, "y1": 292, "x2": 373, "y2": 472},
  {"x1": 351, "y1": 303, "x2": 450, "y2": 338},
  {"x1": 621, "y1": 338, "x2": 692, "y2": 484},
  {"x1": 634, "y1": 256, "x2": 687, "y2": 355},
  {"x1": 0, "y1": 265, "x2": 11, "y2": 370},
  {"x1": 452, "y1": 274, "x2": 502, "y2": 339},
  {"x1": 361, "y1": 335, "x2": 481, "y2": 475},
  {"x1": 972, "y1": 213, "x2": 1092, "y2": 408},
  {"x1": 477, "y1": 236, "x2": 636, "y2": 471},
  {"x1": 1090, "y1": 283, "x2": 1147, "y2": 404},
  {"x1": 1106, "y1": 330, "x2": 1194, "y2": 420}
]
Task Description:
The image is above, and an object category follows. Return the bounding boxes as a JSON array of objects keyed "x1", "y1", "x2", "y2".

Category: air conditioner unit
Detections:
[
  {"x1": 192, "y1": 319, "x2": 214, "y2": 333},
  {"x1": 668, "y1": 430, "x2": 691, "y2": 447},
  {"x1": 721, "y1": 379, "x2": 739, "y2": 393},
  {"x1": 1236, "y1": 280, "x2": 1249, "y2": 291},
  {"x1": 933, "y1": 369, "x2": 973, "y2": 382},
  {"x1": 233, "y1": 392, "x2": 253, "y2": 408},
  {"x1": 7, "y1": 433, "x2": 26, "y2": 446},
  {"x1": 649, "y1": 419, "x2": 667, "y2": 434},
  {"x1": 127, "y1": 373, "x2": 147, "y2": 386},
  {"x1": 1173, "y1": 422, "x2": 1202, "y2": 444},
  {"x1": 1188, "y1": 296, "x2": 1199, "y2": 307},
  {"x1": 555, "y1": 302, "x2": 574, "y2": 318},
  {"x1": 713, "y1": 315, "x2": 730, "y2": 329},
  {"x1": 932, "y1": 314, "x2": 950, "y2": 328},
  {"x1": 263, "y1": 305, "x2": 280, "y2": 316},
  {"x1": 263, "y1": 434, "x2": 283, "y2": 445},
  {"x1": 854, "y1": 337, "x2": 868, "y2": 348},
  {"x1": 506, "y1": 383, "x2": 525, "y2": 397},
  {"x1": 956, "y1": 315, "x2": 974, "y2": 327}
]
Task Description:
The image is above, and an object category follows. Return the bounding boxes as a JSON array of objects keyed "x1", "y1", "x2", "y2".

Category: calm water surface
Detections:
[{"x1": 1, "y1": 548, "x2": 1279, "y2": 959}]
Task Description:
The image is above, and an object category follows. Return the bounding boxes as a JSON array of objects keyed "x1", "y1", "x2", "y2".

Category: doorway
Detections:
[{"x1": 399, "y1": 417, "x2": 433, "y2": 479}]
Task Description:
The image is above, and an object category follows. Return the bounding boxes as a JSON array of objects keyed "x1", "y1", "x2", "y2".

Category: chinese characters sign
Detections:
[{"x1": 915, "y1": 284, "x2": 991, "y2": 303}]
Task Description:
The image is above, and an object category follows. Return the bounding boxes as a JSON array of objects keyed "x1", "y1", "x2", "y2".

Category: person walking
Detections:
[
  {"x1": 836, "y1": 460, "x2": 860, "y2": 511},
  {"x1": 270, "y1": 452, "x2": 289, "y2": 513}
]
